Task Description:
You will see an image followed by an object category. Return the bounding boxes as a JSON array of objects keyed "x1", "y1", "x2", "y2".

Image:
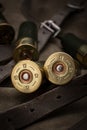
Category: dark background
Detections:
[{"x1": 0, "y1": 0, "x2": 87, "y2": 129}]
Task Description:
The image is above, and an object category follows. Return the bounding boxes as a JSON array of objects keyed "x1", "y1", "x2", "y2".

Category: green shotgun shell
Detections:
[
  {"x1": 60, "y1": 33, "x2": 87, "y2": 68},
  {"x1": 14, "y1": 21, "x2": 39, "y2": 62},
  {"x1": 0, "y1": 10, "x2": 15, "y2": 44},
  {"x1": 44, "y1": 52, "x2": 75, "y2": 85}
]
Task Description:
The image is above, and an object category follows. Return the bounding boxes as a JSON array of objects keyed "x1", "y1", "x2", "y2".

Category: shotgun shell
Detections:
[
  {"x1": 44, "y1": 52, "x2": 75, "y2": 85},
  {"x1": 13, "y1": 21, "x2": 39, "y2": 62},
  {"x1": 11, "y1": 60, "x2": 42, "y2": 93},
  {"x1": 60, "y1": 33, "x2": 87, "y2": 68}
]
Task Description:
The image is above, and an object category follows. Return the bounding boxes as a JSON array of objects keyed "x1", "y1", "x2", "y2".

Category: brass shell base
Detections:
[
  {"x1": 11, "y1": 60, "x2": 42, "y2": 93},
  {"x1": 44, "y1": 52, "x2": 75, "y2": 85},
  {"x1": 14, "y1": 38, "x2": 39, "y2": 62}
]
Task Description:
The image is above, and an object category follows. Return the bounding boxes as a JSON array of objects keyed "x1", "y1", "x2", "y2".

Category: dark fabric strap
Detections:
[
  {"x1": 68, "y1": 115, "x2": 87, "y2": 130},
  {"x1": 0, "y1": 75, "x2": 87, "y2": 130},
  {"x1": 38, "y1": 0, "x2": 86, "y2": 52},
  {"x1": 68, "y1": 0, "x2": 86, "y2": 7},
  {"x1": 0, "y1": 60, "x2": 15, "y2": 83},
  {"x1": 0, "y1": 45, "x2": 13, "y2": 65}
]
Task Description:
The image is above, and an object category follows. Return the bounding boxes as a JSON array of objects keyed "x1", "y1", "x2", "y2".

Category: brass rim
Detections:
[
  {"x1": 44, "y1": 52, "x2": 75, "y2": 85},
  {"x1": 11, "y1": 60, "x2": 42, "y2": 93},
  {"x1": 14, "y1": 38, "x2": 39, "y2": 62}
]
